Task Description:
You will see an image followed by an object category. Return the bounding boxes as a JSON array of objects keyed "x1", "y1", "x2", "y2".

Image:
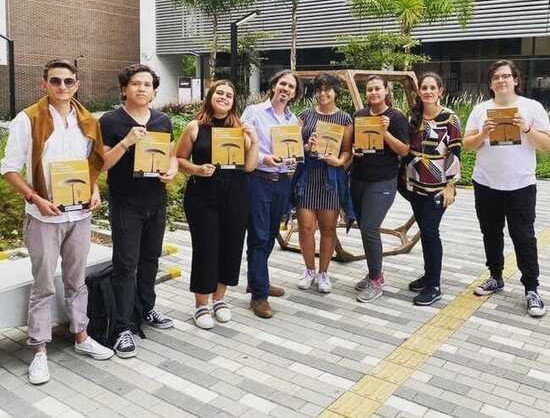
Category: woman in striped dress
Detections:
[{"x1": 293, "y1": 73, "x2": 354, "y2": 293}]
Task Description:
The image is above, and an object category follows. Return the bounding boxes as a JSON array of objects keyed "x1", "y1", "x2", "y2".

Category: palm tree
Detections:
[
  {"x1": 173, "y1": 0, "x2": 257, "y2": 80},
  {"x1": 145, "y1": 148, "x2": 167, "y2": 173},
  {"x1": 349, "y1": 0, "x2": 473, "y2": 68}
]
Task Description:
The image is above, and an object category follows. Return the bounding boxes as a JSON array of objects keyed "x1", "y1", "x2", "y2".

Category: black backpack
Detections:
[{"x1": 85, "y1": 263, "x2": 117, "y2": 347}]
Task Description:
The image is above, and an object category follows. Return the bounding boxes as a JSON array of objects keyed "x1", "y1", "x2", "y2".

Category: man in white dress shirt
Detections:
[{"x1": 0, "y1": 59, "x2": 113, "y2": 385}]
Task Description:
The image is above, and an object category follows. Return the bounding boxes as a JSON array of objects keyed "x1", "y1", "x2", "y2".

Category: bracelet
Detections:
[
  {"x1": 523, "y1": 126, "x2": 531, "y2": 134},
  {"x1": 23, "y1": 190, "x2": 35, "y2": 204},
  {"x1": 120, "y1": 141, "x2": 129, "y2": 151}
]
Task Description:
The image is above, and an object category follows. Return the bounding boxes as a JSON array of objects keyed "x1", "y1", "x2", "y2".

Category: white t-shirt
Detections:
[{"x1": 465, "y1": 96, "x2": 550, "y2": 191}]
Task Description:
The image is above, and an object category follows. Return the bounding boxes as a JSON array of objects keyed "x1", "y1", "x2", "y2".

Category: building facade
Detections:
[
  {"x1": 0, "y1": 0, "x2": 140, "y2": 116},
  {"x1": 150, "y1": 0, "x2": 550, "y2": 106}
]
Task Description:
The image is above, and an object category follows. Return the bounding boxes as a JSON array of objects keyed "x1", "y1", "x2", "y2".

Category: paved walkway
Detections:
[{"x1": 1, "y1": 182, "x2": 550, "y2": 418}]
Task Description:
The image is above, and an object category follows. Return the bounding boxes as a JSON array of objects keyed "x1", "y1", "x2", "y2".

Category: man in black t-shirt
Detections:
[{"x1": 101, "y1": 64, "x2": 177, "y2": 358}]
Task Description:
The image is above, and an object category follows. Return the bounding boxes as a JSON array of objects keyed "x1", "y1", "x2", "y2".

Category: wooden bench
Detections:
[{"x1": 0, "y1": 243, "x2": 112, "y2": 329}]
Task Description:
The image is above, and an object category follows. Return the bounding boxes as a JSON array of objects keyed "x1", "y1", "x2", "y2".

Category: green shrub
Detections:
[{"x1": 0, "y1": 129, "x2": 25, "y2": 250}]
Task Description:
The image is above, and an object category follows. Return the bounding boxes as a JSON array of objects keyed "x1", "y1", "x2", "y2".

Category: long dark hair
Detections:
[
  {"x1": 197, "y1": 79, "x2": 241, "y2": 127},
  {"x1": 365, "y1": 75, "x2": 393, "y2": 107},
  {"x1": 410, "y1": 72, "x2": 444, "y2": 130},
  {"x1": 487, "y1": 59, "x2": 522, "y2": 98}
]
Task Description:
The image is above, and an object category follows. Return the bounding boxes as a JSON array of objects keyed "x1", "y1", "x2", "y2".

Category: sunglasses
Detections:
[{"x1": 48, "y1": 77, "x2": 77, "y2": 88}]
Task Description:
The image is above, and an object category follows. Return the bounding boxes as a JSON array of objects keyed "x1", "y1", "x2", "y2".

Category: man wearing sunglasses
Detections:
[{"x1": 0, "y1": 59, "x2": 114, "y2": 385}]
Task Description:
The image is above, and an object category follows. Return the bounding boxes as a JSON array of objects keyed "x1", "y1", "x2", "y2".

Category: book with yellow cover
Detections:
[
  {"x1": 50, "y1": 159, "x2": 91, "y2": 212},
  {"x1": 271, "y1": 125, "x2": 304, "y2": 162},
  {"x1": 212, "y1": 127, "x2": 245, "y2": 169},
  {"x1": 311, "y1": 121, "x2": 344, "y2": 158},
  {"x1": 354, "y1": 116, "x2": 384, "y2": 154},
  {"x1": 487, "y1": 107, "x2": 521, "y2": 146},
  {"x1": 133, "y1": 131, "x2": 171, "y2": 177}
]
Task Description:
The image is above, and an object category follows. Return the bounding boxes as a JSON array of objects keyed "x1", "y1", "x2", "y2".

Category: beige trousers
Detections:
[{"x1": 24, "y1": 215, "x2": 91, "y2": 346}]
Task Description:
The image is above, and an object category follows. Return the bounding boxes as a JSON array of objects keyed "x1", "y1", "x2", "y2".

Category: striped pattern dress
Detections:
[{"x1": 296, "y1": 108, "x2": 352, "y2": 210}]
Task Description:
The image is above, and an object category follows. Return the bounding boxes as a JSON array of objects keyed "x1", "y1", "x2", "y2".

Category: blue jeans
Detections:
[
  {"x1": 410, "y1": 193, "x2": 446, "y2": 289},
  {"x1": 351, "y1": 177, "x2": 397, "y2": 278},
  {"x1": 247, "y1": 175, "x2": 291, "y2": 301}
]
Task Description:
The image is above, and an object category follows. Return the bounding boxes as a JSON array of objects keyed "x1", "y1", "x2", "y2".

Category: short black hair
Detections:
[
  {"x1": 487, "y1": 59, "x2": 521, "y2": 98},
  {"x1": 313, "y1": 73, "x2": 342, "y2": 98},
  {"x1": 268, "y1": 69, "x2": 302, "y2": 103},
  {"x1": 43, "y1": 59, "x2": 77, "y2": 80},
  {"x1": 118, "y1": 64, "x2": 160, "y2": 99}
]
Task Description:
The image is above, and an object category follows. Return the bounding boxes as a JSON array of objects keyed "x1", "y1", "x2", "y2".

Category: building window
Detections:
[{"x1": 182, "y1": 6, "x2": 201, "y2": 39}]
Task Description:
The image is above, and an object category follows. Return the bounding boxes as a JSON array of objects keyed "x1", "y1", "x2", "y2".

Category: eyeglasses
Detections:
[
  {"x1": 491, "y1": 74, "x2": 514, "y2": 82},
  {"x1": 48, "y1": 77, "x2": 77, "y2": 88}
]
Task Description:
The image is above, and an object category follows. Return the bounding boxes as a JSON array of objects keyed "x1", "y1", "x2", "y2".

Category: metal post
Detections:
[
  {"x1": 7, "y1": 38, "x2": 14, "y2": 119},
  {"x1": 73, "y1": 55, "x2": 84, "y2": 101},
  {"x1": 0, "y1": 34, "x2": 15, "y2": 119},
  {"x1": 230, "y1": 22, "x2": 238, "y2": 85}
]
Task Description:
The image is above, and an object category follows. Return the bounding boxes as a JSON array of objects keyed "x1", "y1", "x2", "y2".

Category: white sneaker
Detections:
[
  {"x1": 74, "y1": 336, "x2": 114, "y2": 360},
  {"x1": 317, "y1": 272, "x2": 332, "y2": 294},
  {"x1": 213, "y1": 300, "x2": 232, "y2": 323},
  {"x1": 193, "y1": 306, "x2": 214, "y2": 329},
  {"x1": 29, "y1": 352, "x2": 49, "y2": 385},
  {"x1": 298, "y1": 269, "x2": 317, "y2": 290}
]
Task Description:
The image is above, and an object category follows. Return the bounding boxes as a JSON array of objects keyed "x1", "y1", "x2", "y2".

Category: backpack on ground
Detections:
[{"x1": 85, "y1": 263, "x2": 117, "y2": 347}]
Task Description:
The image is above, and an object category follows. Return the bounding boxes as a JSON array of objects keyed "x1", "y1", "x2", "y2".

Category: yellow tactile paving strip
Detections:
[{"x1": 321, "y1": 227, "x2": 550, "y2": 418}]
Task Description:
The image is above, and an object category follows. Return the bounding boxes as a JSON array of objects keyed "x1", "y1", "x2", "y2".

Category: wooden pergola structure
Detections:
[{"x1": 276, "y1": 69, "x2": 421, "y2": 262}]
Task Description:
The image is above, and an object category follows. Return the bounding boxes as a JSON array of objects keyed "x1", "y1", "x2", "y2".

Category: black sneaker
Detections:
[
  {"x1": 474, "y1": 277, "x2": 504, "y2": 296},
  {"x1": 144, "y1": 309, "x2": 174, "y2": 329},
  {"x1": 526, "y1": 291, "x2": 546, "y2": 317},
  {"x1": 413, "y1": 288, "x2": 441, "y2": 306},
  {"x1": 409, "y1": 276, "x2": 427, "y2": 292},
  {"x1": 113, "y1": 331, "x2": 137, "y2": 359}
]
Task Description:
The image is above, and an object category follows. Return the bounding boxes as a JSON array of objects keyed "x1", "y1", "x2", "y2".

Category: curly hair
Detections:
[{"x1": 118, "y1": 64, "x2": 160, "y2": 100}]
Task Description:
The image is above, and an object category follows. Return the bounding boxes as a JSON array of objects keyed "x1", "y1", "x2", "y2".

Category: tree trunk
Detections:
[
  {"x1": 209, "y1": 14, "x2": 219, "y2": 80},
  {"x1": 290, "y1": 0, "x2": 298, "y2": 71}
]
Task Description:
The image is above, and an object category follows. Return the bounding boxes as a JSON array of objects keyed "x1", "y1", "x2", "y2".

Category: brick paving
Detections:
[{"x1": 1, "y1": 181, "x2": 550, "y2": 417}]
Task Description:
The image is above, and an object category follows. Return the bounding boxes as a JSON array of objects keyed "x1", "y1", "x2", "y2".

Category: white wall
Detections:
[
  {"x1": 140, "y1": 0, "x2": 181, "y2": 107},
  {"x1": 0, "y1": 0, "x2": 7, "y2": 66}
]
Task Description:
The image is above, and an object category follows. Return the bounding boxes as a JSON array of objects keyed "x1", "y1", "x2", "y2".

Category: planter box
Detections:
[{"x1": 0, "y1": 243, "x2": 111, "y2": 329}]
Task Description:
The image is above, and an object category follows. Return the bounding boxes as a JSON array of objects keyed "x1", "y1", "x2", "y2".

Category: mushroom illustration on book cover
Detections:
[
  {"x1": 134, "y1": 131, "x2": 171, "y2": 177},
  {"x1": 212, "y1": 127, "x2": 245, "y2": 169},
  {"x1": 272, "y1": 124, "x2": 304, "y2": 163},
  {"x1": 50, "y1": 159, "x2": 91, "y2": 212},
  {"x1": 311, "y1": 121, "x2": 344, "y2": 158},
  {"x1": 354, "y1": 116, "x2": 384, "y2": 155}
]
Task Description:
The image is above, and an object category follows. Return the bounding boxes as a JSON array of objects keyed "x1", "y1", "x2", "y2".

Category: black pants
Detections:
[
  {"x1": 184, "y1": 174, "x2": 249, "y2": 294},
  {"x1": 473, "y1": 181, "x2": 539, "y2": 291},
  {"x1": 109, "y1": 196, "x2": 166, "y2": 334},
  {"x1": 410, "y1": 193, "x2": 446, "y2": 289}
]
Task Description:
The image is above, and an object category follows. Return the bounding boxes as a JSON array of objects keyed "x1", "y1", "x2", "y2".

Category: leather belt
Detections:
[{"x1": 251, "y1": 170, "x2": 290, "y2": 182}]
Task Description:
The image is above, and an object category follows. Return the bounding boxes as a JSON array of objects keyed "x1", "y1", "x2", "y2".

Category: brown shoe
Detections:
[
  {"x1": 246, "y1": 285, "x2": 285, "y2": 297},
  {"x1": 250, "y1": 300, "x2": 273, "y2": 318}
]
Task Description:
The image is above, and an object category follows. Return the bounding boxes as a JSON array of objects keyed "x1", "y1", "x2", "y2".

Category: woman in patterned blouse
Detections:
[{"x1": 405, "y1": 72, "x2": 462, "y2": 306}]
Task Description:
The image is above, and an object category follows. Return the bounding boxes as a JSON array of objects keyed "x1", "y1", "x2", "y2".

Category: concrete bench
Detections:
[{"x1": 0, "y1": 243, "x2": 112, "y2": 329}]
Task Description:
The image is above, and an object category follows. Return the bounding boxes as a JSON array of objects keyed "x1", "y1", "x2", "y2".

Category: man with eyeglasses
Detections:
[
  {"x1": 0, "y1": 58, "x2": 114, "y2": 385},
  {"x1": 100, "y1": 64, "x2": 177, "y2": 358},
  {"x1": 464, "y1": 59, "x2": 550, "y2": 317}
]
